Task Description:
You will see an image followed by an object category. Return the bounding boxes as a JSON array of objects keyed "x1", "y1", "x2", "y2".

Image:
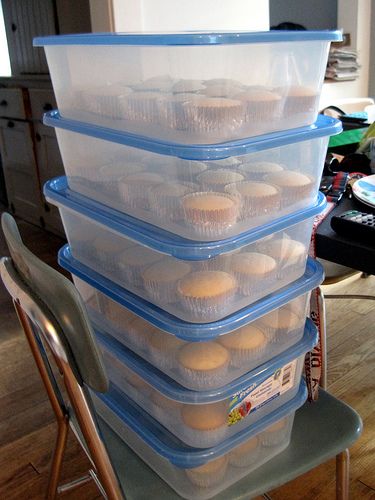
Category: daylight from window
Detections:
[{"x1": 0, "y1": 1, "x2": 11, "y2": 76}]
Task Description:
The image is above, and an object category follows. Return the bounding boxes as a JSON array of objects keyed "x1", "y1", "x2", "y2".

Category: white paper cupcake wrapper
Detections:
[
  {"x1": 177, "y1": 362, "x2": 230, "y2": 390},
  {"x1": 178, "y1": 290, "x2": 237, "y2": 321},
  {"x1": 182, "y1": 425, "x2": 228, "y2": 449},
  {"x1": 185, "y1": 460, "x2": 228, "y2": 488},
  {"x1": 183, "y1": 101, "x2": 245, "y2": 134},
  {"x1": 228, "y1": 343, "x2": 268, "y2": 369},
  {"x1": 121, "y1": 94, "x2": 161, "y2": 124},
  {"x1": 225, "y1": 182, "x2": 281, "y2": 221},
  {"x1": 182, "y1": 192, "x2": 239, "y2": 239},
  {"x1": 261, "y1": 426, "x2": 290, "y2": 447},
  {"x1": 143, "y1": 278, "x2": 179, "y2": 305},
  {"x1": 234, "y1": 270, "x2": 275, "y2": 297}
]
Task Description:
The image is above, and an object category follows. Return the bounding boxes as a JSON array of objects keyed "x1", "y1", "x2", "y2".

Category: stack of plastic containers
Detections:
[{"x1": 35, "y1": 30, "x2": 342, "y2": 499}]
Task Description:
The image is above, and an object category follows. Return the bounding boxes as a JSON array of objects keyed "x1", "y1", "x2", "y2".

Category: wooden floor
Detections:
[{"x1": 0, "y1": 215, "x2": 375, "y2": 499}]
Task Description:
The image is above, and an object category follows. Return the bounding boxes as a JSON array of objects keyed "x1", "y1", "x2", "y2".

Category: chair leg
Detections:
[
  {"x1": 47, "y1": 417, "x2": 69, "y2": 500},
  {"x1": 336, "y1": 449, "x2": 350, "y2": 500}
]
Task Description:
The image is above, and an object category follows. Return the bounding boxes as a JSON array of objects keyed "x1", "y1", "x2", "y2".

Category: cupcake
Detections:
[
  {"x1": 197, "y1": 169, "x2": 245, "y2": 192},
  {"x1": 264, "y1": 238, "x2": 307, "y2": 279},
  {"x1": 148, "y1": 183, "x2": 195, "y2": 222},
  {"x1": 121, "y1": 91, "x2": 162, "y2": 124},
  {"x1": 172, "y1": 79, "x2": 206, "y2": 94},
  {"x1": 177, "y1": 342, "x2": 230, "y2": 388},
  {"x1": 239, "y1": 161, "x2": 284, "y2": 181},
  {"x1": 94, "y1": 237, "x2": 127, "y2": 275},
  {"x1": 123, "y1": 316, "x2": 154, "y2": 352},
  {"x1": 282, "y1": 86, "x2": 319, "y2": 120},
  {"x1": 181, "y1": 401, "x2": 228, "y2": 448},
  {"x1": 82, "y1": 85, "x2": 132, "y2": 119},
  {"x1": 177, "y1": 270, "x2": 237, "y2": 321},
  {"x1": 225, "y1": 181, "x2": 280, "y2": 221},
  {"x1": 235, "y1": 89, "x2": 282, "y2": 131},
  {"x1": 142, "y1": 258, "x2": 191, "y2": 304},
  {"x1": 260, "y1": 306, "x2": 303, "y2": 344},
  {"x1": 186, "y1": 456, "x2": 228, "y2": 488},
  {"x1": 98, "y1": 162, "x2": 145, "y2": 196},
  {"x1": 118, "y1": 245, "x2": 162, "y2": 289},
  {"x1": 262, "y1": 417, "x2": 290, "y2": 447},
  {"x1": 118, "y1": 172, "x2": 165, "y2": 210},
  {"x1": 158, "y1": 93, "x2": 201, "y2": 131},
  {"x1": 182, "y1": 192, "x2": 239, "y2": 239},
  {"x1": 229, "y1": 435, "x2": 261, "y2": 467},
  {"x1": 183, "y1": 97, "x2": 245, "y2": 138},
  {"x1": 217, "y1": 325, "x2": 268, "y2": 368},
  {"x1": 150, "y1": 390, "x2": 181, "y2": 424},
  {"x1": 147, "y1": 329, "x2": 185, "y2": 371},
  {"x1": 264, "y1": 171, "x2": 314, "y2": 209},
  {"x1": 231, "y1": 252, "x2": 277, "y2": 297}
]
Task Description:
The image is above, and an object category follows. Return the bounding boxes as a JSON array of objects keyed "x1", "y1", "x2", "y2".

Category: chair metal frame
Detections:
[{"x1": 0, "y1": 256, "x2": 123, "y2": 500}]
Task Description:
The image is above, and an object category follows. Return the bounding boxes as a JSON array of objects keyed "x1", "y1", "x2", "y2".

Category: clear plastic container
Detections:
[
  {"x1": 44, "y1": 111, "x2": 341, "y2": 240},
  {"x1": 91, "y1": 381, "x2": 307, "y2": 499},
  {"x1": 34, "y1": 31, "x2": 341, "y2": 144},
  {"x1": 65, "y1": 256, "x2": 323, "y2": 390},
  {"x1": 91, "y1": 319, "x2": 316, "y2": 448},
  {"x1": 47, "y1": 177, "x2": 325, "y2": 323}
]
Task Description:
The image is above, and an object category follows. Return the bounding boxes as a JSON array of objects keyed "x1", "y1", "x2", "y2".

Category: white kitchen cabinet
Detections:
[{"x1": 0, "y1": 117, "x2": 42, "y2": 223}]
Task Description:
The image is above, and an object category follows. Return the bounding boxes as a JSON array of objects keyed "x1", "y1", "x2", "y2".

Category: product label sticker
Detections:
[{"x1": 227, "y1": 360, "x2": 297, "y2": 426}]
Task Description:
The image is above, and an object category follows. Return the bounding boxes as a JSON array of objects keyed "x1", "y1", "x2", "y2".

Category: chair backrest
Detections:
[
  {"x1": 0, "y1": 213, "x2": 123, "y2": 500},
  {"x1": 1, "y1": 212, "x2": 107, "y2": 391}
]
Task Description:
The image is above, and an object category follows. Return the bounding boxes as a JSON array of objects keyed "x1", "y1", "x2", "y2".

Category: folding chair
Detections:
[{"x1": 0, "y1": 212, "x2": 362, "y2": 500}]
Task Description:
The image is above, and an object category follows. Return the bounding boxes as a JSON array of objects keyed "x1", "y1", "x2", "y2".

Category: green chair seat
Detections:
[{"x1": 98, "y1": 389, "x2": 362, "y2": 499}]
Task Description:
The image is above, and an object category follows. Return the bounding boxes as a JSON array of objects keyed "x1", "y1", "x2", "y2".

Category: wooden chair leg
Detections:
[
  {"x1": 47, "y1": 417, "x2": 69, "y2": 500},
  {"x1": 336, "y1": 449, "x2": 350, "y2": 500}
]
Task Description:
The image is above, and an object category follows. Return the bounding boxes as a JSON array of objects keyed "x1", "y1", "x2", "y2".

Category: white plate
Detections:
[{"x1": 352, "y1": 175, "x2": 375, "y2": 209}]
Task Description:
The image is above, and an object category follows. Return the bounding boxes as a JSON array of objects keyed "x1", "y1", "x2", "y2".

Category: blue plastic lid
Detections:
[
  {"x1": 43, "y1": 111, "x2": 342, "y2": 160},
  {"x1": 59, "y1": 245, "x2": 323, "y2": 340},
  {"x1": 96, "y1": 318, "x2": 316, "y2": 403},
  {"x1": 94, "y1": 378, "x2": 307, "y2": 468},
  {"x1": 34, "y1": 30, "x2": 342, "y2": 47},
  {"x1": 45, "y1": 177, "x2": 326, "y2": 260}
]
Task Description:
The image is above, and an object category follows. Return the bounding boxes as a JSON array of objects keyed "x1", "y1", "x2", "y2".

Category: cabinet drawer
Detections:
[
  {"x1": 0, "y1": 118, "x2": 37, "y2": 175},
  {"x1": 29, "y1": 89, "x2": 57, "y2": 120},
  {"x1": 0, "y1": 88, "x2": 27, "y2": 119}
]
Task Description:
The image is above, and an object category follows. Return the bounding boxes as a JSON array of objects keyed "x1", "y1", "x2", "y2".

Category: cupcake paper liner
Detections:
[
  {"x1": 276, "y1": 259, "x2": 307, "y2": 281},
  {"x1": 119, "y1": 263, "x2": 146, "y2": 290},
  {"x1": 183, "y1": 99, "x2": 245, "y2": 136},
  {"x1": 234, "y1": 269, "x2": 275, "y2": 297},
  {"x1": 242, "y1": 98, "x2": 283, "y2": 128},
  {"x1": 197, "y1": 169, "x2": 245, "y2": 192},
  {"x1": 182, "y1": 425, "x2": 229, "y2": 449},
  {"x1": 177, "y1": 288, "x2": 237, "y2": 321},
  {"x1": 225, "y1": 181, "x2": 281, "y2": 221},
  {"x1": 182, "y1": 191, "x2": 240, "y2": 239},
  {"x1": 185, "y1": 458, "x2": 229, "y2": 488},
  {"x1": 177, "y1": 361, "x2": 230, "y2": 390},
  {"x1": 228, "y1": 342, "x2": 268, "y2": 369},
  {"x1": 148, "y1": 183, "x2": 194, "y2": 222},
  {"x1": 121, "y1": 92, "x2": 161, "y2": 124},
  {"x1": 143, "y1": 277, "x2": 179, "y2": 305}
]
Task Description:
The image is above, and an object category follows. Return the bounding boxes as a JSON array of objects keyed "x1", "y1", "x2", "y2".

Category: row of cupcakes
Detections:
[
  {"x1": 102, "y1": 343, "x2": 298, "y2": 449},
  {"x1": 75, "y1": 77, "x2": 317, "y2": 135},
  {"x1": 71, "y1": 164, "x2": 315, "y2": 238},
  {"x1": 91, "y1": 288, "x2": 306, "y2": 389}
]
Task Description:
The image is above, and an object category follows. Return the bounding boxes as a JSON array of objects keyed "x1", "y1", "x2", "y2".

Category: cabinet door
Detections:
[
  {"x1": 34, "y1": 122, "x2": 65, "y2": 235},
  {"x1": 2, "y1": 0, "x2": 56, "y2": 75},
  {"x1": 0, "y1": 118, "x2": 42, "y2": 224}
]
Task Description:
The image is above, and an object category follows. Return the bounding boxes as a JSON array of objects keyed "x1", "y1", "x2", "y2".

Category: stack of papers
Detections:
[{"x1": 325, "y1": 48, "x2": 360, "y2": 81}]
